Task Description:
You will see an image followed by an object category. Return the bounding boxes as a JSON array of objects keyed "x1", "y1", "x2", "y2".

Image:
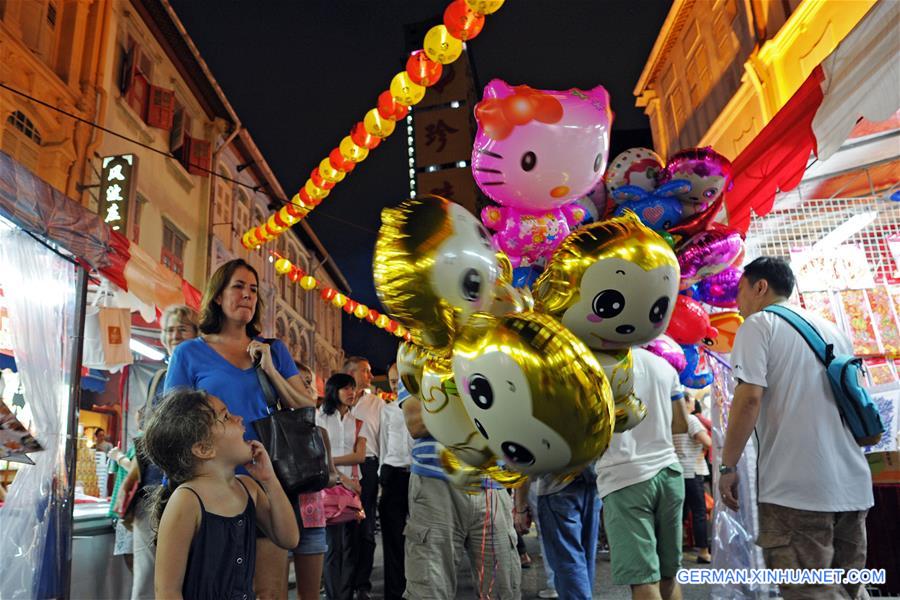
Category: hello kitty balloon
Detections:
[{"x1": 473, "y1": 80, "x2": 613, "y2": 268}]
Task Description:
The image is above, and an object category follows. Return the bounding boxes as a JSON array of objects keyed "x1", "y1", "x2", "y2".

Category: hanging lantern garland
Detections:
[
  {"x1": 241, "y1": 0, "x2": 505, "y2": 250},
  {"x1": 273, "y1": 254, "x2": 414, "y2": 342}
]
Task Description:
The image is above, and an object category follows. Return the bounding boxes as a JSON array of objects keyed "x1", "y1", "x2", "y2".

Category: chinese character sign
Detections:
[{"x1": 99, "y1": 154, "x2": 138, "y2": 232}]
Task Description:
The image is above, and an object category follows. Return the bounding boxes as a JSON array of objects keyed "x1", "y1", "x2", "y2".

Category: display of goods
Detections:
[
  {"x1": 838, "y1": 289, "x2": 882, "y2": 356},
  {"x1": 799, "y1": 291, "x2": 839, "y2": 326},
  {"x1": 865, "y1": 286, "x2": 900, "y2": 357},
  {"x1": 865, "y1": 359, "x2": 897, "y2": 386}
]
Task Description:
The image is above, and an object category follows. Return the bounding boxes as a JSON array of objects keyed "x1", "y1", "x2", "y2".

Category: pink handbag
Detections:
[{"x1": 322, "y1": 420, "x2": 365, "y2": 526}]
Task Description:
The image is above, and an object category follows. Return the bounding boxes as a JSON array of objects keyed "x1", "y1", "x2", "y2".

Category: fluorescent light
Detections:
[
  {"x1": 812, "y1": 211, "x2": 878, "y2": 253},
  {"x1": 130, "y1": 338, "x2": 165, "y2": 361}
]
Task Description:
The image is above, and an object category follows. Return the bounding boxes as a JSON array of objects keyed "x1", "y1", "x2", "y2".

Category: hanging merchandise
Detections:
[{"x1": 82, "y1": 306, "x2": 133, "y2": 370}]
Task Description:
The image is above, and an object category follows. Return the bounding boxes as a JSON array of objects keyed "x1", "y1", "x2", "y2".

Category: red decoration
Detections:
[
  {"x1": 329, "y1": 148, "x2": 357, "y2": 173},
  {"x1": 351, "y1": 123, "x2": 382, "y2": 150},
  {"x1": 310, "y1": 168, "x2": 336, "y2": 190},
  {"x1": 444, "y1": 0, "x2": 485, "y2": 41},
  {"x1": 725, "y1": 66, "x2": 825, "y2": 232},
  {"x1": 377, "y1": 90, "x2": 409, "y2": 121},
  {"x1": 406, "y1": 50, "x2": 443, "y2": 87},
  {"x1": 321, "y1": 287, "x2": 337, "y2": 302},
  {"x1": 385, "y1": 320, "x2": 399, "y2": 333},
  {"x1": 273, "y1": 212, "x2": 291, "y2": 229},
  {"x1": 366, "y1": 309, "x2": 380, "y2": 323}
]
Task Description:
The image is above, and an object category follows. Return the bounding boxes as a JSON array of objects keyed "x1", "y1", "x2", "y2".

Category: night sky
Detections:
[{"x1": 169, "y1": 0, "x2": 671, "y2": 373}]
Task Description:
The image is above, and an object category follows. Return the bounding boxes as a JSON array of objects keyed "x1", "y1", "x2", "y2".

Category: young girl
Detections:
[
  {"x1": 142, "y1": 388, "x2": 299, "y2": 600},
  {"x1": 317, "y1": 373, "x2": 370, "y2": 600}
]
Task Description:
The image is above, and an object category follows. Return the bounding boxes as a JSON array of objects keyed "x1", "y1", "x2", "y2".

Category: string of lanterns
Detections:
[
  {"x1": 273, "y1": 253, "x2": 414, "y2": 342},
  {"x1": 240, "y1": 0, "x2": 505, "y2": 250}
]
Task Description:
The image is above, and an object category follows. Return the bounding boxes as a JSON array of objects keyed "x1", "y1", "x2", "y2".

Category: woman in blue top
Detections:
[{"x1": 164, "y1": 258, "x2": 316, "y2": 600}]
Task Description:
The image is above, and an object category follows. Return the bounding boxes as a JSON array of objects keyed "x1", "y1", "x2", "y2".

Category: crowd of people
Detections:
[{"x1": 101, "y1": 256, "x2": 873, "y2": 600}]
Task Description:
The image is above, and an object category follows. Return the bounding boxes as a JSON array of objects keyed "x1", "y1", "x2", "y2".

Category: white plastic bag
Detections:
[{"x1": 82, "y1": 306, "x2": 133, "y2": 370}]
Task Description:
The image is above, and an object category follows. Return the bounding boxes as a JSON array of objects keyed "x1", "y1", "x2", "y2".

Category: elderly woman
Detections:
[
  {"x1": 109, "y1": 303, "x2": 199, "y2": 599},
  {"x1": 164, "y1": 259, "x2": 316, "y2": 600}
]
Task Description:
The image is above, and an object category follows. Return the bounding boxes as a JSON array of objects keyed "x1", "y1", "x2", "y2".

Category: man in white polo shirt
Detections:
[
  {"x1": 379, "y1": 363, "x2": 414, "y2": 599},
  {"x1": 345, "y1": 356, "x2": 382, "y2": 600},
  {"x1": 720, "y1": 257, "x2": 873, "y2": 600}
]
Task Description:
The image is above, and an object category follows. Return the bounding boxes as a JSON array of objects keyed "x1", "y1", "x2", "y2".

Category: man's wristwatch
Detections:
[{"x1": 719, "y1": 464, "x2": 736, "y2": 475}]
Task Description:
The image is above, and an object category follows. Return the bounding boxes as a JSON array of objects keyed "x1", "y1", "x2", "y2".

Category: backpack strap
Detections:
[{"x1": 763, "y1": 305, "x2": 836, "y2": 367}]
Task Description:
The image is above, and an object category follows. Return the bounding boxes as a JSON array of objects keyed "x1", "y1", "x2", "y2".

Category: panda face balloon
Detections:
[
  {"x1": 534, "y1": 211, "x2": 680, "y2": 350},
  {"x1": 452, "y1": 311, "x2": 614, "y2": 476}
]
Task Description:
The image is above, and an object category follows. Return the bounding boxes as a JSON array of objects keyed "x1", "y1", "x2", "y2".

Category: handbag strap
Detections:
[
  {"x1": 255, "y1": 363, "x2": 281, "y2": 413},
  {"x1": 353, "y1": 418, "x2": 362, "y2": 481},
  {"x1": 763, "y1": 305, "x2": 836, "y2": 366}
]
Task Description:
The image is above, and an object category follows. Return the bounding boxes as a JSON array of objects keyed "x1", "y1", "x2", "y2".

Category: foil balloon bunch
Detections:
[
  {"x1": 533, "y1": 211, "x2": 681, "y2": 432},
  {"x1": 374, "y1": 195, "x2": 618, "y2": 483},
  {"x1": 606, "y1": 147, "x2": 745, "y2": 388},
  {"x1": 472, "y1": 79, "x2": 614, "y2": 283}
]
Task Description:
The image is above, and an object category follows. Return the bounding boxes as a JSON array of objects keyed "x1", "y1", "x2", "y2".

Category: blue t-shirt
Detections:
[{"x1": 163, "y1": 337, "x2": 299, "y2": 442}]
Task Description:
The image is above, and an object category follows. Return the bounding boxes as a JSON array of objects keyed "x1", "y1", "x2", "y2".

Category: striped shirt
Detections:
[
  {"x1": 398, "y1": 382, "x2": 499, "y2": 487},
  {"x1": 673, "y1": 414, "x2": 706, "y2": 478}
]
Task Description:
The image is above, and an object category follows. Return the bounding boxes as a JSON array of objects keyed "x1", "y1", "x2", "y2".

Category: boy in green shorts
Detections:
[{"x1": 596, "y1": 348, "x2": 691, "y2": 599}]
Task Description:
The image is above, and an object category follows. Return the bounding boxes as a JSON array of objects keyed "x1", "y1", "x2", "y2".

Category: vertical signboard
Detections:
[{"x1": 99, "y1": 154, "x2": 138, "y2": 232}]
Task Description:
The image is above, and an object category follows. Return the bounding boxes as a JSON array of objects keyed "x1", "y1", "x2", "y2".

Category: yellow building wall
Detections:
[
  {"x1": 91, "y1": 1, "x2": 218, "y2": 290},
  {"x1": 0, "y1": 0, "x2": 107, "y2": 198},
  {"x1": 700, "y1": 0, "x2": 876, "y2": 159}
]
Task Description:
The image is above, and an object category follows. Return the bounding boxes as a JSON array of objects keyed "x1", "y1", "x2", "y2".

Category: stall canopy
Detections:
[
  {"x1": 0, "y1": 151, "x2": 201, "y2": 315},
  {"x1": 726, "y1": 0, "x2": 900, "y2": 232}
]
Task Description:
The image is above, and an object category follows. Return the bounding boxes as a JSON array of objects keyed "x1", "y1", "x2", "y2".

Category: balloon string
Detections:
[
  {"x1": 488, "y1": 487, "x2": 496, "y2": 599},
  {"x1": 479, "y1": 487, "x2": 488, "y2": 598}
]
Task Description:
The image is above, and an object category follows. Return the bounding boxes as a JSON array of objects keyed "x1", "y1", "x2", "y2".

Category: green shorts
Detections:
[{"x1": 602, "y1": 465, "x2": 685, "y2": 585}]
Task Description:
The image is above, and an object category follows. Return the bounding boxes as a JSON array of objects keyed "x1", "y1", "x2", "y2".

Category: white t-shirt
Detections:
[
  {"x1": 596, "y1": 348, "x2": 683, "y2": 498},
  {"x1": 316, "y1": 408, "x2": 372, "y2": 478},
  {"x1": 352, "y1": 390, "x2": 383, "y2": 459},
  {"x1": 731, "y1": 302, "x2": 873, "y2": 512},
  {"x1": 674, "y1": 414, "x2": 706, "y2": 478},
  {"x1": 379, "y1": 401, "x2": 413, "y2": 469}
]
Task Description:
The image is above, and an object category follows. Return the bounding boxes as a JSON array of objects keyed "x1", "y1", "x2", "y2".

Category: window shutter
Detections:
[
  {"x1": 127, "y1": 72, "x2": 150, "y2": 120},
  {"x1": 146, "y1": 86, "x2": 175, "y2": 130},
  {"x1": 186, "y1": 137, "x2": 211, "y2": 177}
]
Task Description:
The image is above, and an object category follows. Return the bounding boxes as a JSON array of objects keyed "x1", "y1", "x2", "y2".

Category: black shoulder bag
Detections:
[{"x1": 252, "y1": 357, "x2": 329, "y2": 495}]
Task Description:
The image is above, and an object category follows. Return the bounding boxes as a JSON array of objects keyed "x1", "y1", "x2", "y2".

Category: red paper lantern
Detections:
[
  {"x1": 385, "y1": 320, "x2": 399, "y2": 333},
  {"x1": 406, "y1": 50, "x2": 443, "y2": 87},
  {"x1": 329, "y1": 148, "x2": 357, "y2": 173},
  {"x1": 444, "y1": 0, "x2": 485, "y2": 41},
  {"x1": 321, "y1": 287, "x2": 337, "y2": 302},
  {"x1": 377, "y1": 90, "x2": 410, "y2": 121},
  {"x1": 350, "y1": 122, "x2": 382, "y2": 150},
  {"x1": 366, "y1": 309, "x2": 380, "y2": 323},
  {"x1": 310, "y1": 168, "x2": 336, "y2": 190}
]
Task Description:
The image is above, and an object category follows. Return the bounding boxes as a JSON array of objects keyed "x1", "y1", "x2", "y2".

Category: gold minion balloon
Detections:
[
  {"x1": 419, "y1": 354, "x2": 496, "y2": 470},
  {"x1": 374, "y1": 196, "x2": 501, "y2": 354},
  {"x1": 534, "y1": 210, "x2": 680, "y2": 351},
  {"x1": 451, "y1": 311, "x2": 615, "y2": 476},
  {"x1": 396, "y1": 341, "x2": 429, "y2": 399},
  {"x1": 593, "y1": 349, "x2": 646, "y2": 432}
]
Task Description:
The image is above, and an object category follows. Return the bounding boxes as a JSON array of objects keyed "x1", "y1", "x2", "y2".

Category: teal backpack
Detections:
[{"x1": 763, "y1": 304, "x2": 884, "y2": 447}]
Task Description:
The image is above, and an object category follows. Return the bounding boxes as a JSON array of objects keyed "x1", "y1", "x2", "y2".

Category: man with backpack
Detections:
[{"x1": 720, "y1": 257, "x2": 875, "y2": 600}]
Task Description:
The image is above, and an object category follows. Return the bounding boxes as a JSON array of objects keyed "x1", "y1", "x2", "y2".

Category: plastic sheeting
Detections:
[
  {"x1": 707, "y1": 351, "x2": 774, "y2": 600},
  {"x1": 0, "y1": 226, "x2": 79, "y2": 598}
]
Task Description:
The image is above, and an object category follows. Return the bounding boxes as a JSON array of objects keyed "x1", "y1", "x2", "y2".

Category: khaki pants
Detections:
[
  {"x1": 403, "y1": 474, "x2": 521, "y2": 599},
  {"x1": 757, "y1": 503, "x2": 869, "y2": 600}
]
